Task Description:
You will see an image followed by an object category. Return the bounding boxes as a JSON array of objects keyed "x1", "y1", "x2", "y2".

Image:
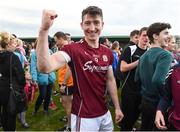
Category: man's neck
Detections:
[
  {"x1": 129, "y1": 41, "x2": 136, "y2": 45},
  {"x1": 150, "y1": 43, "x2": 162, "y2": 48},
  {"x1": 85, "y1": 38, "x2": 99, "y2": 48},
  {"x1": 138, "y1": 43, "x2": 147, "y2": 50}
]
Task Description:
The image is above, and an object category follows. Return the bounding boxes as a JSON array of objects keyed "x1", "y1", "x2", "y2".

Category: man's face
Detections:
[
  {"x1": 168, "y1": 37, "x2": 176, "y2": 52},
  {"x1": 158, "y1": 29, "x2": 170, "y2": 48},
  {"x1": 131, "y1": 34, "x2": 139, "y2": 44},
  {"x1": 55, "y1": 37, "x2": 68, "y2": 50},
  {"x1": 138, "y1": 30, "x2": 149, "y2": 47},
  {"x1": 81, "y1": 14, "x2": 104, "y2": 42}
]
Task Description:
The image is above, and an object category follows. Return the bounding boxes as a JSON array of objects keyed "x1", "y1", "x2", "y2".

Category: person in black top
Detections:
[
  {"x1": 0, "y1": 32, "x2": 25, "y2": 131},
  {"x1": 120, "y1": 27, "x2": 149, "y2": 131},
  {"x1": 123, "y1": 29, "x2": 139, "y2": 50}
]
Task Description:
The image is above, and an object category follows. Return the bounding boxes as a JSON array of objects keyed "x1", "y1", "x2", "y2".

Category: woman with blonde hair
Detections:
[{"x1": 0, "y1": 32, "x2": 26, "y2": 131}]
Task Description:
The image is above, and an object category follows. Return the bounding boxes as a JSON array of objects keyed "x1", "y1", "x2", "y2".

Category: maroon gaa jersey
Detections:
[{"x1": 61, "y1": 39, "x2": 113, "y2": 118}]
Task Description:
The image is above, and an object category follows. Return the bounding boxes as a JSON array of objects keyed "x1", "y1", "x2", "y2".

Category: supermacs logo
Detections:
[{"x1": 83, "y1": 61, "x2": 109, "y2": 73}]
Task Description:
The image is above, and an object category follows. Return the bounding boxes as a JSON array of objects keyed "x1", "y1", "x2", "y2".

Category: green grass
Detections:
[
  {"x1": 0, "y1": 77, "x2": 121, "y2": 131},
  {"x1": 14, "y1": 89, "x2": 121, "y2": 131},
  {"x1": 13, "y1": 95, "x2": 119, "y2": 131},
  {"x1": 15, "y1": 93, "x2": 66, "y2": 131},
  {"x1": 14, "y1": 93, "x2": 120, "y2": 131},
  {"x1": 0, "y1": 80, "x2": 141, "y2": 131}
]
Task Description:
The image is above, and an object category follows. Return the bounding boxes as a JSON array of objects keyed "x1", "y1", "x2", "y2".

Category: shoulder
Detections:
[
  {"x1": 124, "y1": 46, "x2": 131, "y2": 52},
  {"x1": 122, "y1": 46, "x2": 131, "y2": 56},
  {"x1": 112, "y1": 50, "x2": 116, "y2": 55},
  {"x1": 31, "y1": 50, "x2": 36, "y2": 56},
  {"x1": 100, "y1": 45, "x2": 113, "y2": 58},
  {"x1": 160, "y1": 49, "x2": 173, "y2": 59},
  {"x1": 129, "y1": 45, "x2": 137, "y2": 49},
  {"x1": 129, "y1": 45, "x2": 137, "y2": 53},
  {"x1": 9, "y1": 51, "x2": 19, "y2": 60},
  {"x1": 62, "y1": 43, "x2": 82, "y2": 51},
  {"x1": 4, "y1": 51, "x2": 16, "y2": 59},
  {"x1": 14, "y1": 51, "x2": 21, "y2": 56},
  {"x1": 9, "y1": 52, "x2": 22, "y2": 65},
  {"x1": 100, "y1": 44, "x2": 109, "y2": 49},
  {"x1": 99, "y1": 44, "x2": 111, "y2": 51}
]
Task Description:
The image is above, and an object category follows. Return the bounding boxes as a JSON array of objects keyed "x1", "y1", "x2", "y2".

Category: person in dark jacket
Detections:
[{"x1": 0, "y1": 32, "x2": 26, "y2": 131}]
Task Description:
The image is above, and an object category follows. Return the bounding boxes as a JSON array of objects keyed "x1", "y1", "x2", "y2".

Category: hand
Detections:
[
  {"x1": 155, "y1": 110, "x2": 168, "y2": 130},
  {"x1": 33, "y1": 81, "x2": 38, "y2": 87},
  {"x1": 115, "y1": 109, "x2": 124, "y2": 124},
  {"x1": 40, "y1": 9, "x2": 58, "y2": 31},
  {"x1": 60, "y1": 85, "x2": 66, "y2": 93}
]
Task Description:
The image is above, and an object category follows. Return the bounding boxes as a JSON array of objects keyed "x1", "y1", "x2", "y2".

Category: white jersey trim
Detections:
[
  {"x1": 109, "y1": 65, "x2": 112, "y2": 70},
  {"x1": 59, "y1": 51, "x2": 71, "y2": 63}
]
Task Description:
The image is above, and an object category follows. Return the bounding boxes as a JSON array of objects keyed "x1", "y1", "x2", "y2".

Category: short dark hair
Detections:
[
  {"x1": 65, "y1": 33, "x2": 71, "y2": 36},
  {"x1": 147, "y1": 22, "x2": 171, "y2": 43},
  {"x1": 139, "y1": 27, "x2": 148, "y2": 35},
  {"x1": 54, "y1": 31, "x2": 67, "y2": 40},
  {"x1": 82, "y1": 6, "x2": 103, "y2": 21},
  {"x1": 130, "y1": 30, "x2": 139, "y2": 38}
]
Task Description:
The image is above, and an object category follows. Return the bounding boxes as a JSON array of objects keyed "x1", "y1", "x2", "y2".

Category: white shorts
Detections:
[{"x1": 71, "y1": 110, "x2": 113, "y2": 131}]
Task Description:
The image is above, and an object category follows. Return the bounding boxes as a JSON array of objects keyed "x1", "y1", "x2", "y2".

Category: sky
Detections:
[{"x1": 0, "y1": 0, "x2": 180, "y2": 38}]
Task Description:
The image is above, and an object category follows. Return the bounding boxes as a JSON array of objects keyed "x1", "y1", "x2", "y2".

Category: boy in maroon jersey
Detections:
[{"x1": 36, "y1": 6, "x2": 124, "y2": 131}]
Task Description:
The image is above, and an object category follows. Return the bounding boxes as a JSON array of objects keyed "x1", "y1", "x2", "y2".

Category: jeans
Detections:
[{"x1": 34, "y1": 84, "x2": 53, "y2": 112}]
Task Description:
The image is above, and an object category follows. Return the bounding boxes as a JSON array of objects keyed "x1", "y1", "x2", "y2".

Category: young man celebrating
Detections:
[
  {"x1": 135, "y1": 22, "x2": 173, "y2": 130},
  {"x1": 36, "y1": 6, "x2": 123, "y2": 131}
]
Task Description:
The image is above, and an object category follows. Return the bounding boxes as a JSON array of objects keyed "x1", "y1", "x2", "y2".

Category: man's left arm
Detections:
[
  {"x1": 106, "y1": 66, "x2": 124, "y2": 123},
  {"x1": 152, "y1": 52, "x2": 173, "y2": 95}
]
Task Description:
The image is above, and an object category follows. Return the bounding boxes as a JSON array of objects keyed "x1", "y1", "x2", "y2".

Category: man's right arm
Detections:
[
  {"x1": 36, "y1": 10, "x2": 67, "y2": 73},
  {"x1": 121, "y1": 60, "x2": 139, "y2": 72},
  {"x1": 120, "y1": 47, "x2": 138, "y2": 72}
]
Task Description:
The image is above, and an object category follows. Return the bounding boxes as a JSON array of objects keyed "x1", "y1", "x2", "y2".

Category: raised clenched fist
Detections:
[{"x1": 40, "y1": 9, "x2": 58, "y2": 31}]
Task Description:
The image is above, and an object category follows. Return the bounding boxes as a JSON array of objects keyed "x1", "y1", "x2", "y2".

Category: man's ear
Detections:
[
  {"x1": 153, "y1": 34, "x2": 158, "y2": 41},
  {"x1": 102, "y1": 21, "x2": 104, "y2": 27}
]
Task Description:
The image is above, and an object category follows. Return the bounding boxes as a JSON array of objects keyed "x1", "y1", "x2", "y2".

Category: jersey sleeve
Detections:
[
  {"x1": 61, "y1": 44, "x2": 74, "y2": 63},
  {"x1": 59, "y1": 51, "x2": 71, "y2": 63},
  {"x1": 120, "y1": 47, "x2": 131, "y2": 63}
]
